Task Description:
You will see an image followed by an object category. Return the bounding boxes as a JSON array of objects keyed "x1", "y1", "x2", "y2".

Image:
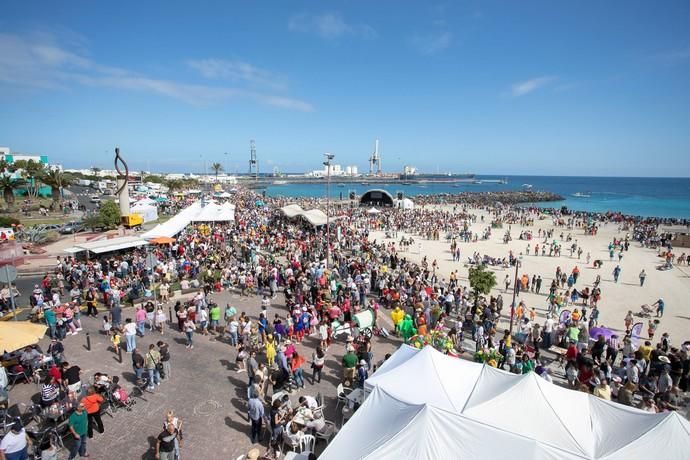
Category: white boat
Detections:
[
  {"x1": 273, "y1": 180, "x2": 287, "y2": 185},
  {"x1": 522, "y1": 184, "x2": 533, "y2": 191},
  {"x1": 572, "y1": 192, "x2": 591, "y2": 198}
]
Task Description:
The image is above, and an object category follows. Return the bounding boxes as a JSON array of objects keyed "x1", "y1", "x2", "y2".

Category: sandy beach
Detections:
[{"x1": 369, "y1": 206, "x2": 690, "y2": 342}]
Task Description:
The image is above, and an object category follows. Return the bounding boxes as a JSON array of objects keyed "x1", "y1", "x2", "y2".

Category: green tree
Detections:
[
  {"x1": 144, "y1": 175, "x2": 165, "y2": 184},
  {"x1": 83, "y1": 213, "x2": 104, "y2": 231},
  {"x1": 21, "y1": 160, "x2": 45, "y2": 198},
  {"x1": 40, "y1": 168, "x2": 74, "y2": 202},
  {"x1": 468, "y1": 264, "x2": 497, "y2": 308},
  {"x1": 98, "y1": 200, "x2": 121, "y2": 229},
  {"x1": 0, "y1": 175, "x2": 24, "y2": 207},
  {"x1": 211, "y1": 162, "x2": 223, "y2": 180},
  {"x1": 12, "y1": 159, "x2": 28, "y2": 171},
  {"x1": 165, "y1": 179, "x2": 183, "y2": 193}
]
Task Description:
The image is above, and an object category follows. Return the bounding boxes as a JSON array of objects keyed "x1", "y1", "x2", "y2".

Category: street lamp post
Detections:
[
  {"x1": 509, "y1": 256, "x2": 523, "y2": 335},
  {"x1": 323, "y1": 153, "x2": 335, "y2": 269}
]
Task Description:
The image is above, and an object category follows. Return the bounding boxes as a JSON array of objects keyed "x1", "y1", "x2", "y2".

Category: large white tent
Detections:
[
  {"x1": 280, "y1": 204, "x2": 328, "y2": 227},
  {"x1": 321, "y1": 345, "x2": 690, "y2": 460},
  {"x1": 130, "y1": 202, "x2": 158, "y2": 223},
  {"x1": 143, "y1": 200, "x2": 235, "y2": 239},
  {"x1": 193, "y1": 201, "x2": 236, "y2": 222}
]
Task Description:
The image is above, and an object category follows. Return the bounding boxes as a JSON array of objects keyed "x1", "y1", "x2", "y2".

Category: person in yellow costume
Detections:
[
  {"x1": 265, "y1": 334, "x2": 277, "y2": 368},
  {"x1": 391, "y1": 306, "x2": 404, "y2": 335}
]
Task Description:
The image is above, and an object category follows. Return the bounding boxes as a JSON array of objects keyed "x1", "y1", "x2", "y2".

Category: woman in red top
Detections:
[{"x1": 290, "y1": 352, "x2": 306, "y2": 389}]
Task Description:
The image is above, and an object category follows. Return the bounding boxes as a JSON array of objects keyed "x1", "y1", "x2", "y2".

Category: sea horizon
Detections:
[{"x1": 262, "y1": 175, "x2": 690, "y2": 220}]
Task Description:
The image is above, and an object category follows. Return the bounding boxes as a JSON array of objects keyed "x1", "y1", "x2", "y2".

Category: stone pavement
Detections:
[{"x1": 7, "y1": 289, "x2": 403, "y2": 459}]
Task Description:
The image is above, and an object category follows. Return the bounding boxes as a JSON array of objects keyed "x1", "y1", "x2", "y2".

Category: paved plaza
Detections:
[{"x1": 6, "y1": 289, "x2": 401, "y2": 459}]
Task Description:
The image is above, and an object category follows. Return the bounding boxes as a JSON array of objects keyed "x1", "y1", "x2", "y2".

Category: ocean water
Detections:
[{"x1": 264, "y1": 176, "x2": 690, "y2": 219}]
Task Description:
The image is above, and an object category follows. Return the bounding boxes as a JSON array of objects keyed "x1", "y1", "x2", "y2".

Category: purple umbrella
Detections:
[{"x1": 589, "y1": 326, "x2": 615, "y2": 341}]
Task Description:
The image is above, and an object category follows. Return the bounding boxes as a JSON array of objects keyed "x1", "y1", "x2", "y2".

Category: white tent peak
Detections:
[{"x1": 323, "y1": 344, "x2": 690, "y2": 460}]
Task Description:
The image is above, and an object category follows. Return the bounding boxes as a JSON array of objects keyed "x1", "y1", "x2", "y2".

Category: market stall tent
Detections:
[
  {"x1": 322, "y1": 345, "x2": 690, "y2": 460},
  {"x1": 130, "y1": 202, "x2": 158, "y2": 223}
]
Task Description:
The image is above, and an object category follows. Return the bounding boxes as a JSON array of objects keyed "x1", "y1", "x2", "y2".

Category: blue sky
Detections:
[{"x1": 1, "y1": 1, "x2": 689, "y2": 176}]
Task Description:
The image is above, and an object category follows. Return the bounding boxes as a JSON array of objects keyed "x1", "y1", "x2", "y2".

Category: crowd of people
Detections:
[{"x1": 2, "y1": 187, "x2": 690, "y2": 459}]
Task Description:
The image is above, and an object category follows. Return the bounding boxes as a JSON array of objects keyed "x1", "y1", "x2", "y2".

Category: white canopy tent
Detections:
[
  {"x1": 192, "y1": 201, "x2": 236, "y2": 222},
  {"x1": 366, "y1": 207, "x2": 381, "y2": 214},
  {"x1": 394, "y1": 197, "x2": 415, "y2": 210},
  {"x1": 64, "y1": 235, "x2": 149, "y2": 255},
  {"x1": 130, "y1": 202, "x2": 158, "y2": 223},
  {"x1": 322, "y1": 345, "x2": 690, "y2": 460},
  {"x1": 279, "y1": 204, "x2": 328, "y2": 227},
  {"x1": 143, "y1": 201, "x2": 203, "y2": 239},
  {"x1": 143, "y1": 200, "x2": 235, "y2": 239}
]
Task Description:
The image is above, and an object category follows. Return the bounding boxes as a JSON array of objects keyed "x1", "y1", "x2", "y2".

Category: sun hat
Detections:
[
  {"x1": 247, "y1": 448, "x2": 261, "y2": 460},
  {"x1": 659, "y1": 356, "x2": 671, "y2": 364},
  {"x1": 359, "y1": 360, "x2": 367, "y2": 366}
]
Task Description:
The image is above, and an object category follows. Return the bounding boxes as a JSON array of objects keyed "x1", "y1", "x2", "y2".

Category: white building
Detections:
[{"x1": 0, "y1": 147, "x2": 49, "y2": 165}]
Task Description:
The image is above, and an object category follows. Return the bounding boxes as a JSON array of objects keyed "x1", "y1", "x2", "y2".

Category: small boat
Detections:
[
  {"x1": 572, "y1": 192, "x2": 591, "y2": 198},
  {"x1": 522, "y1": 184, "x2": 533, "y2": 191},
  {"x1": 471, "y1": 180, "x2": 482, "y2": 184},
  {"x1": 272, "y1": 180, "x2": 287, "y2": 185},
  {"x1": 337, "y1": 183, "x2": 345, "y2": 187},
  {"x1": 401, "y1": 182, "x2": 412, "y2": 186}
]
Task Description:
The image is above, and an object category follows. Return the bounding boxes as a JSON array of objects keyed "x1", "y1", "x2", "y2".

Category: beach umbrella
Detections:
[
  {"x1": 0, "y1": 321, "x2": 47, "y2": 353},
  {"x1": 589, "y1": 326, "x2": 615, "y2": 341}
]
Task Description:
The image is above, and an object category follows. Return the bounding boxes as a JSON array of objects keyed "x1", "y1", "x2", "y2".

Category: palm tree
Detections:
[
  {"x1": 22, "y1": 160, "x2": 45, "y2": 198},
  {"x1": 91, "y1": 167, "x2": 102, "y2": 177},
  {"x1": 0, "y1": 175, "x2": 24, "y2": 207},
  {"x1": 165, "y1": 179, "x2": 183, "y2": 193},
  {"x1": 41, "y1": 168, "x2": 73, "y2": 202},
  {"x1": 211, "y1": 162, "x2": 223, "y2": 181}
]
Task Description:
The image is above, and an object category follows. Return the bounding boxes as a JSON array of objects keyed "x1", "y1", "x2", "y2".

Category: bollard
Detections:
[
  {"x1": 86, "y1": 332, "x2": 91, "y2": 351},
  {"x1": 118, "y1": 346, "x2": 123, "y2": 364},
  {"x1": 168, "y1": 306, "x2": 173, "y2": 325}
]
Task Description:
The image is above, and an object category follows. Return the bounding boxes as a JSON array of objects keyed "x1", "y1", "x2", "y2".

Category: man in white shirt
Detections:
[
  {"x1": 0, "y1": 419, "x2": 30, "y2": 459},
  {"x1": 543, "y1": 315, "x2": 555, "y2": 349},
  {"x1": 123, "y1": 318, "x2": 137, "y2": 353}
]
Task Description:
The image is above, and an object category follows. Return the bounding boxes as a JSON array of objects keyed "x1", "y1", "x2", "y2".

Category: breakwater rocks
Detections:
[{"x1": 416, "y1": 191, "x2": 563, "y2": 206}]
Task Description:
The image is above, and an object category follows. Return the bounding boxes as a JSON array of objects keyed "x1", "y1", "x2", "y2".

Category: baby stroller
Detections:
[{"x1": 107, "y1": 377, "x2": 136, "y2": 412}]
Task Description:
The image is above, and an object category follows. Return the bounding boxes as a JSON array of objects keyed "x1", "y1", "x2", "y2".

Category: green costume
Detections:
[{"x1": 399, "y1": 314, "x2": 417, "y2": 343}]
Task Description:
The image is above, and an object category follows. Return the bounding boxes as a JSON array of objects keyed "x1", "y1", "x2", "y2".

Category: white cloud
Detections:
[
  {"x1": 410, "y1": 31, "x2": 452, "y2": 55},
  {"x1": 0, "y1": 32, "x2": 313, "y2": 111},
  {"x1": 511, "y1": 76, "x2": 557, "y2": 97},
  {"x1": 186, "y1": 59, "x2": 287, "y2": 90},
  {"x1": 288, "y1": 12, "x2": 376, "y2": 39}
]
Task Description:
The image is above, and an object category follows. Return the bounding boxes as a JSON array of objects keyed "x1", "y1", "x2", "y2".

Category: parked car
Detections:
[
  {"x1": 90, "y1": 195, "x2": 101, "y2": 203},
  {"x1": 59, "y1": 222, "x2": 85, "y2": 234}
]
